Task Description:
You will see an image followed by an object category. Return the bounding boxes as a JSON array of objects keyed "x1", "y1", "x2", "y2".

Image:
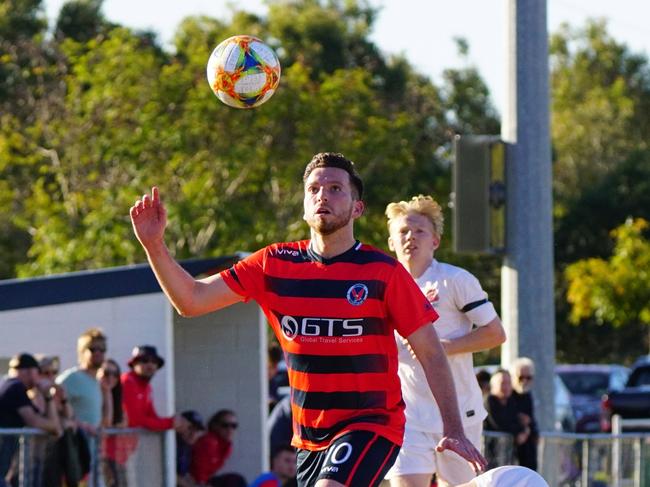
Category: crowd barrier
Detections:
[
  {"x1": 484, "y1": 429, "x2": 650, "y2": 487},
  {"x1": 3, "y1": 427, "x2": 650, "y2": 486},
  {"x1": 0, "y1": 427, "x2": 167, "y2": 487}
]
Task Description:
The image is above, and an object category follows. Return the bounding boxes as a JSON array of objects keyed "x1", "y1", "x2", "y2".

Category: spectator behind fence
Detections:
[
  {"x1": 34, "y1": 355, "x2": 86, "y2": 487},
  {"x1": 177, "y1": 410, "x2": 205, "y2": 487},
  {"x1": 510, "y1": 357, "x2": 539, "y2": 471},
  {"x1": 56, "y1": 328, "x2": 108, "y2": 432},
  {"x1": 476, "y1": 369, "x2": 492, "y2": 400},
  {"x1": 191, "y1": 409, "x2": 239, "y2": 485},
  {"x1": 267, "y1": 343, "x2": 284, "y2": 412},
  {"x1": 99, "y1": 359, "x2": 128, "y2": 487},
  {"x1": 268, "y1": 395, "x2": 292, "y2": 456},
  {"x1": 484, "y1": 370, "x2": 529, "y2": 468},
  {"x1": 250, "y1": 445, "x2": 297, "y2": 487},
  {"x1": 99, "y1": 359, "x2": 125, "y2": 428},
  {"x1": 0, "y1": 353, "x2": 61, "y2": 487},
  {"x1": 121, "y1": 345, "x2": 188, "y2": 433}
]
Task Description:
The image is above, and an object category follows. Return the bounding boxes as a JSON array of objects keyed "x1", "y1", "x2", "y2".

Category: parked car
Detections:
[
  {"x1": 557, "y1": 364, "x2": 630, "y2": 433},
  {"x1": 476, "y1": 365, "x2": 576, "y2": 432},
  {"x1": 601, "y1": 357, "x2": 650, "y2": 432}
]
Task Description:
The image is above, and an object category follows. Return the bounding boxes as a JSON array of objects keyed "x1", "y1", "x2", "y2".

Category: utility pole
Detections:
[{"x1": 501, "y1": 0, "x2": 555, "y2": 431}]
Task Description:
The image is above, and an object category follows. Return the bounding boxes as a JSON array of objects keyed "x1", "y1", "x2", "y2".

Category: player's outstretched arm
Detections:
[
  {"x1": 130, "y1": 187, "x2": 242, "y2": 317},
  {"x1": 406, "y1": 324, "x2": 487, "y2": 473}
]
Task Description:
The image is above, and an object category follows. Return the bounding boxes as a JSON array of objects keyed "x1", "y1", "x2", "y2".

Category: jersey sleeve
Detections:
[
  {"x1": 386, "y1": 262, "x2": 439, "y2": 337},
  {"x1": 452, "y1": 269, "x2": 497, "y2": 327},
  {"x1": 219, "y1": 248, "x2": 267, "y2": 303}
]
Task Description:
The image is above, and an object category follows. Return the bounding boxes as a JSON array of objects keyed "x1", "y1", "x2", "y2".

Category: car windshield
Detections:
[{"x1": 559, "y1": 371, "x2": 610, "y2": 396}]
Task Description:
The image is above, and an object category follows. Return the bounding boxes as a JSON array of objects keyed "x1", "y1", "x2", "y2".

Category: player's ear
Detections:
[
  {"x1": 432, "y1": 235, "x2": 441, "y2": 251},
  {"x1": 388, "y1": 236, "x2": 395, "y2": 252},
  {"x1": 352, "y1": 199, "x2": 364, "y2": 219}
]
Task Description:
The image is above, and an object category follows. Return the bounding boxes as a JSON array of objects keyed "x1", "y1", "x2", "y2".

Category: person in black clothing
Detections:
[
  {"x1": 483, "y1": 369, "x2": 530, "y2": 468},
  {"x1": 0, "y1": 353, "x2": 61, "y2": 487},
  {"x1": 510, "y1": 357, "x2": 539, "y2": 471}
]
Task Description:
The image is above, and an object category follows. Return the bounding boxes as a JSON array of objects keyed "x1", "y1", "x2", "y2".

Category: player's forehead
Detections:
[
  {"x1": 304, "y1": 167, "x2": 351, "y2": 188},
  {"x1": 392, "y1": 212, "x2": 433, "y2": 230}
]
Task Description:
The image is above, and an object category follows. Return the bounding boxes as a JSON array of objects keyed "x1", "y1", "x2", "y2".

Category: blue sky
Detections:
[{"x1": 44, "y1": 0, "x2": 650, "y2": 114}]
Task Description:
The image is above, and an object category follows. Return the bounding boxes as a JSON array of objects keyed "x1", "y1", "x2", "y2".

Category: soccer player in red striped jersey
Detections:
[{"x1": 130, "y1": 152, "x2": 486, "y2": 486}]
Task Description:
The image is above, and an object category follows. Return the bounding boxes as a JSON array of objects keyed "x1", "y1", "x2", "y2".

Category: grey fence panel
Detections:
[
  {"x1": 1, "y1": 428, "x2": 166, "y2": 487},
  {"x1": 5, "y1": 426, "x2": 650, "y2": 487}
]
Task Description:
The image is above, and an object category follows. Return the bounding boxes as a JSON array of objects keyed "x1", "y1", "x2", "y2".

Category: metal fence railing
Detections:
[
  {"x1": 485, "y1": 429, "x2": 650, "y2": 487},
  {"x1": 4, "y1": 426, "x2": 650, "y2": 486},
  {"x1": 0, "y1": 427, "x2": 167, "y2": 487}
]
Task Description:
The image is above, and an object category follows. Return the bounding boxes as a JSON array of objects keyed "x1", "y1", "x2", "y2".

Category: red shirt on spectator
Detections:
[
  {"x1": 190, "y1": 431, "x2": 233, "y2": 483},
  {"x1": 121, "y1": 370, "x2": 174, "y2": 430}
]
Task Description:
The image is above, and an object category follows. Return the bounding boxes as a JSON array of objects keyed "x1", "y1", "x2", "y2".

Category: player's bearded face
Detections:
[{"x1": 303, "y1": 167, "x2": 361, "y2": 236}]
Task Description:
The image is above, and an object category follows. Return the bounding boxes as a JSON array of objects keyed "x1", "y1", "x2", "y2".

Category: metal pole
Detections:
[
  {"x1": 613, "y1": 415, "x2": 621, "y2": 487},
  {"x1": 18, "y1": 435, "x2": 28, "y2": 487},
  {"x1": 634, "y1": 437, "x2": 641, "y2": 487},
  {"x1": 582, "y1": 438, "x2": 590, "y2": 487},
  {"x1": 501, "y1": 0, "x2": 556, "y2": 432}
]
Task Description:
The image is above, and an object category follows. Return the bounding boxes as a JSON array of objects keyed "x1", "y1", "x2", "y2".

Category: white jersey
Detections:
[{"x1": 396, "y1": 259, "x2": 497, "y2": 433}]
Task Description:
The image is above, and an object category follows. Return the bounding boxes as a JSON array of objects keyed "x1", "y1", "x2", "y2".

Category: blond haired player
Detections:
[{"x1": 384, "y1": 195, "x2": 506, "y2": 487}]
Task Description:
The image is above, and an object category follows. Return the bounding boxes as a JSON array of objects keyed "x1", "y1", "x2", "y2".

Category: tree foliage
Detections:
[
  {"x1": 566, "y1": 218, "x2": 650, "y2": 329},
  {"x1": 550, "y1": 20, "x2": 650, "y2": 211},
  {"x1": 550, "y1": 20, "x2": 650, "y2": 362},
  {"x1": 0, "y1": 0, "x2": 499, "y2": 279}
]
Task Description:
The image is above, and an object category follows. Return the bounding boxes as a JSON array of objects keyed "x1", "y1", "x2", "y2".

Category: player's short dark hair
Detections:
[{"x1": 303, "y1": 152, "x2": 363, "y2": 200}]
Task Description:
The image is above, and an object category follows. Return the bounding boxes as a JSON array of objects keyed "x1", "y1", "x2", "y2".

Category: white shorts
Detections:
[{"x1": 384, "y1": 423, "x2": 483, "y2": 485}]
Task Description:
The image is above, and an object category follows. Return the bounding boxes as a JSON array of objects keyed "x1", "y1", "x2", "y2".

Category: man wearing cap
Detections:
[
  {"x1": 0, "y1": 353, "x2": 62, "y2": 486},
  {"x1": 121, "y1": 345, "x2": 189, "y2": 433}
]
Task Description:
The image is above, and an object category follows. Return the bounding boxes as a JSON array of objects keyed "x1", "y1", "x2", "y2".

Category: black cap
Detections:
[
  {"x1": 181, "y1": 410, "x2": 205, "y2": 430},
  {"x1": 128, "y1": 345, "x2": 165, "y2": 369},
  {"x1": 9, "y1": 353, "x2": 40, "y2": 370}
]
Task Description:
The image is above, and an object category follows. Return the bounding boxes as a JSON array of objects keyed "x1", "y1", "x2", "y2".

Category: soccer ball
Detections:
[{"x1": 206, "y1": 35, "x2": 281, "y2": 109}]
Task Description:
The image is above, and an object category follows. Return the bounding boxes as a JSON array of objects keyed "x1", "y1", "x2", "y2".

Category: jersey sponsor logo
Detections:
[
  {"x1": 274, "y1": 248, "x2": 300, "y2": 257},
  {"x1": 346, "y1": 283, "x2": 369, "y2": 306},
  {"x1": 279, "y1": 315, "x2": 364, "y2": 341}
]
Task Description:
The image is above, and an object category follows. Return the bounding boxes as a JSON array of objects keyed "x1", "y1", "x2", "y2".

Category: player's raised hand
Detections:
[
  {"x1": 130, "y1": 187, "x2": 167, "y2": 250},
  {"x1": 436, "y1": 433, "x2": 487, "y2": 474}
]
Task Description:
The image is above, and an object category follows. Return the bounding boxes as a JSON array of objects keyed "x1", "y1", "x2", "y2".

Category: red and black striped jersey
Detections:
[{"x1": 220, "y1": 240, "x2": 438, "y2": 451}]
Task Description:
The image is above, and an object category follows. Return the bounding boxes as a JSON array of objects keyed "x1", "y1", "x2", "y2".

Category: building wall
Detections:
[
  {"x1": 0, "y1": 288, "x2": 268, "y2": 482},
  {"x1": 0, "y1": 293, "x2": 173, "y2": 413},
  {"x1": 174, "y1": 302, "x2": 268, "y2": 481}
]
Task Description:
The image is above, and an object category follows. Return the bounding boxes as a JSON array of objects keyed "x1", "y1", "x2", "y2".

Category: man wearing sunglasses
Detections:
[
  {"x1": 121, "y1": 345, "x2": 190, "y2": 434},
  {"x1": 56, "y1": 328, "x2": 108, "y2": 433},
  {"x1": 191, "y1": 409, "x2": 244, "y2": 485}
]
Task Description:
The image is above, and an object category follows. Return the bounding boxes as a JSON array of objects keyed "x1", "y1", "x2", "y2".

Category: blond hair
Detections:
[
  {"x1": 385, "y1": 195, "x2": 444, "y2": 238},
  {"x1": 77, "y1": 327, "x2": 106, "y2": 361}
]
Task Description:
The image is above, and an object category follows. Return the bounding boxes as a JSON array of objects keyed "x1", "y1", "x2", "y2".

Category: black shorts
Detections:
[{"x1": 296, "y1": 430, "x2": 400, "y2": 487}]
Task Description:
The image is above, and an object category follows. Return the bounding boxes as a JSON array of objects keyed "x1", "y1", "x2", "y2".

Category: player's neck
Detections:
[
  {"x1": 309, "y1": 228, "x2": 356, "y2": 259},
  {"x1": 400, "y1": 255, "x2": 433, "y2": 279}
]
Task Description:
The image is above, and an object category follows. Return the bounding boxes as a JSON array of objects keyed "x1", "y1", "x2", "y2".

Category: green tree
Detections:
[
  {"x1": 565, "y1": 218, "x2": 650, "y2": 353},
  {"x1": 0, "y1": 0, "x2": 499, "y2": 284},
  {"x1": 550, "y1": 20, "x2": 650, "y2": 211},
  {"x1": 550, "y1": 20, "x2": 650, "y2": 362},
  {"x1": 55, "y1": 0, "x2": 112, "y2": 42}
]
